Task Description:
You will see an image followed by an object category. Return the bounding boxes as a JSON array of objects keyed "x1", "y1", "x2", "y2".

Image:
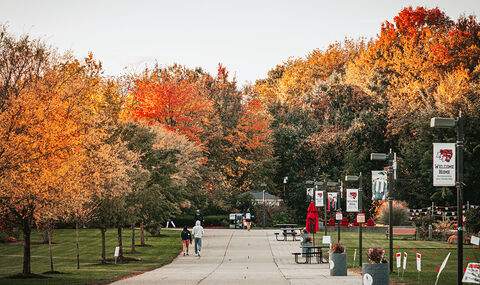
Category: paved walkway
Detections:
[{"x1": 112, "y1": 229, "x2": 362, "y2": 285}]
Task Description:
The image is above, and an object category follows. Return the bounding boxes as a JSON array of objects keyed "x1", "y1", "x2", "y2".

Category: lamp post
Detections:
[
  {"x1": 261, "y1": 183, "x2": 267, "y2": 228},
  {"x1": 345, "y1": 173, "x2": 363, "y2": 267},
  {"x1": 283, "y1": 176, "x2": 288, "y2": 199},
  {"x1": 430, "y1": 113, "x2": 464, "y2": 285},
  {"x1": 371, "y1": 150, "x2": 396, "y2": 273}
]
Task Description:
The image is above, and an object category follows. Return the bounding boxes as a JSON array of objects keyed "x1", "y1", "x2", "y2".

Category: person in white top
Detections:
[{"x1": 192, "y1": 220, "x2": 204, "y2": 256}]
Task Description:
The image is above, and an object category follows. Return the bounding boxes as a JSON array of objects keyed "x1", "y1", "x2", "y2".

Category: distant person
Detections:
[
  {"x1": 180, "y1": 226, "x2": 192, "y2": 256},
  {"x1": 245, "y1": 213, "x2": 252, "y2": 231},
  {"x1": 192, "y1": 220, "x2": 204, "y2": 257},
  {"x1": 194, "y1": 210, "x2": 204, "y2": 224}
]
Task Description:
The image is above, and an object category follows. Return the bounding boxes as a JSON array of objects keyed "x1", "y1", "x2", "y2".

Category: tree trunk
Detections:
[
  {"x1": 117, "y1": 227, "x2": 124, "y2": 261},
  {"x1": 41, "y1": 230, "x2": 49, "y2": 244},
  {"x1": 140, "y1": 222, "x2": 145, "y2": 246},
  {"x1": 100, "y1": 228, "x2": 106, "y2": 264},
  {"x1": 131, "y1": 223, "x2": 136, "y2": 253},
  {"x1": 75, "y1": 222, "x2": 80, "y2": 269},
  {"x1": 22, "y1": 221, "x2": 31, "y2": 275},
  {"x1": 48, "y1": 229, "x2": 54, "y2": 272}
]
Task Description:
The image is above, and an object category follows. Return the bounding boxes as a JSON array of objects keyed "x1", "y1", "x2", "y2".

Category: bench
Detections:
[
  {"x1": 386, "y1": 227, "x2": 417, "y2": 240},
  {"x1": 274, "y1": 228, "x2": 300, "y2": 241}
]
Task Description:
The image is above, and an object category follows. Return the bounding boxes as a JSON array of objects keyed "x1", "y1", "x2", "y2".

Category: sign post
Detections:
[
  {"x1": 416, "y1": 252, "x2": 422, "y2": 282},
  {"x1": 335, "y1": 211, "x2": 342, "y2": 242},
  {"x1": 114, "y1": 246, "x2": 120, "y2": 264},
  {"x1": 431, "y1": 114, "x2": 464, "y2": 285},
  {"x1": 396, "y1": 252, "x2": 401, "y2": 277}
]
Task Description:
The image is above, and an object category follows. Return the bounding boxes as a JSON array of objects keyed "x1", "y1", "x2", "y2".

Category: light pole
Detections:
[
  {"x1": 261, "y1": 183, "x2": 267, "y2": 228},
  {"x1": 345, "y1": 173, "x2": 363, "y2": 267},
  {"x1": 371, "y1": 150, "x2": 396, "y2": 273},
  {"x1": 283, "y1": 176, "x2": 288, "y2": 199},
  {"x1": 430, "y1": 113, "x2": 464, "y2": 285}
]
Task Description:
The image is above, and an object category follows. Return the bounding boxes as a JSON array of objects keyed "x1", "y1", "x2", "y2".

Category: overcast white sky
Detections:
[{"x1": 1, "y1": 0, "x2": 479, "y2": 85}]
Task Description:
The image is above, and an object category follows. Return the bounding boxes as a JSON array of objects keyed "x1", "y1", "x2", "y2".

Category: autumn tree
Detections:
[
  {"x1": 0, "y1": 28, "x2": 105, "y2": 275},
  {"x1": 127, "y1": 66, "x2": 213, "y2": 143}
]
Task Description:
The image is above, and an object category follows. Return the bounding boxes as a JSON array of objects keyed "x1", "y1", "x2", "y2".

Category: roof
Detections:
[{"x1": 250, "y1": 191, "x2": 281, "y2": 200}]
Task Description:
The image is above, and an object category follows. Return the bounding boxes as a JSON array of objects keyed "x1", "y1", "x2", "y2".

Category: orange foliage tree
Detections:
[{"x1": 127, "y1": 67, "x2": 213, "y2": 143}]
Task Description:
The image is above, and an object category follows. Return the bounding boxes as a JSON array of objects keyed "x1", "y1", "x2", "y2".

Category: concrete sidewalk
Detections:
[{"x1": 111, "y1": 229, "x2": 362, "y2": 285}]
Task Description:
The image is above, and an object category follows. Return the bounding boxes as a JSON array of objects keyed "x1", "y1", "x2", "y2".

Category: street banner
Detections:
[
  {"x1": 346, "y1": 189, "x2": 359, "y2": 212},
  {"x1": 314, "y1": 190, "x2": 324, "y2": 207},
  {"x1": 372, "y1": 170, "x2": 388, "y2": 200},
  {"x1": 433, "y1": 143, "x2": 456, "y2": 187},
  {"x1": 327, "y1": 192, "x2": 338, "y2": 212},
  {"x1": 403, "y1": 252, "x2": 407, "y2": 270},
  {"x1": 462, "y1": 263, "x2": 480, "y2": 284},
  {"x1": 435, "y1": 252, "x2": 451, "y2": 285},
  {"x1": 306, "y1": 188, "x2": 314, "y2": 198},
  {"x1": 416, "y1": 253, "x2": 421, "y2": 272},
  {"x1": 396, "y1": 252, "x2": 401, "y2": 268}
]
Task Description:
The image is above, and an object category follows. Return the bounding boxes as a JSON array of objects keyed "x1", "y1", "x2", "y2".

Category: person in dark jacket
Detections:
[{"x1": 181, "y1": 226, "x2": 192, "y2": 256}]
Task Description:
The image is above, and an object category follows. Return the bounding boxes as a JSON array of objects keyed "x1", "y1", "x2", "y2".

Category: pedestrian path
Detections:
[{"x1": 111, "y1": 229, "x2": 361, "y2": 285}]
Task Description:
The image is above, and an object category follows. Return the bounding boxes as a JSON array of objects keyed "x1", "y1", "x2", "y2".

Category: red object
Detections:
[
  {"x1": 341, "y1": 217, "x2": 349, "y2": 227},
  {"x1": 328, "y1": 217, "x2": 335, "y2": 226},
  {"x1": 366, "y1": 218, "x2": 375, "y2": 227},
  {"x1": 352, "y1": 220, "x2": 359, "y2": 227},
  {"x1": 305, "y1": 201, "x2": 319, "y2": 233}
]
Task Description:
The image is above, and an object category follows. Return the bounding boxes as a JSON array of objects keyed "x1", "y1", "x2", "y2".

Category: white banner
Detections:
[
  {"x1": 433, "y1": 143, "x2": 456, "y2": 187},
  {"x1": 306, "y1": 188, "x2": 314, "y2": 198},
  {"x1": 435, "y1": 252, "x2": 451, "y2": 285},
  {"x1": 346, "y1": 189, "x2": 359, "y2": 212},
  {"x1": 314, "y1": 190, "x2": 324, "y2": 207},
  {"x1": 396, "y1": 252, "x2": 401, "y2": 268},
  {"x1": 372, "y1": 170, "x2": 388, "y2": 200},
  {"x1": 327, "y1": 192, "x2": 338, "y2": 212}
]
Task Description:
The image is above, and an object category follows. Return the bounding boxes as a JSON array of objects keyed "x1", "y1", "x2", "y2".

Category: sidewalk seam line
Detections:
[
  {"x1": 266, "y1": 230, "x2": 289, "y2": 282},
  {"x1": 196, "y1": 231, "x2": 234, "y2": 285}
]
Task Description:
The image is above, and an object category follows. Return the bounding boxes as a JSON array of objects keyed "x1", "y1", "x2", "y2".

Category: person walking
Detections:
[
  {"x1": 192, "y1": 220, "x2": 204, "y2": 257},
  {"x1": 180, "y1": 226, "x2": 192, "y2": 256}
]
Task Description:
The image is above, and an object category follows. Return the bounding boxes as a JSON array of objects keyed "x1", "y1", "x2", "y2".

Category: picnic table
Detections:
[
  {"x1": 274, "y1": 227, "x2": 302, "y2": 241},
  {"x1": 292, "y1": 245, "x2": 327, "y2": 264}
]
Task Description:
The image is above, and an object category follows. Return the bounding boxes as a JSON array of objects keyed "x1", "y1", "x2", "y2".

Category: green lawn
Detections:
[
  {"x1": 0, "y1": 228, "x2": 181, "y2": 285},
  {"x1": 315, "y1": 229, "x2": 480, "y2": 285}
]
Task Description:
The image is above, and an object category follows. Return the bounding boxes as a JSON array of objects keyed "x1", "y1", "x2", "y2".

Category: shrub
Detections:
[
  {"x1": 174, "y1": 215, "x2": 195, "y2": 228},
  {"x1": 331, "y1": 243, "x2": 345, "y2": 253},
  {"x1": 203, "y1": 215, "x2": 228, "y2": 227},
  {"x1": 465, "y1": 208, "x2": 480, "y2": 235},
  {"x1": 375, "y1": 200, "x2": 410, "y2": 226},
  {"x1": 433, "y1": 220, "x2": 455, "y2": 241},
  {"x1": 367, "y1": 247, "x2": 386, "y2": 264},
  {"x1": 413, "y1": 215, "x2": 435, "y2": 239}
]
